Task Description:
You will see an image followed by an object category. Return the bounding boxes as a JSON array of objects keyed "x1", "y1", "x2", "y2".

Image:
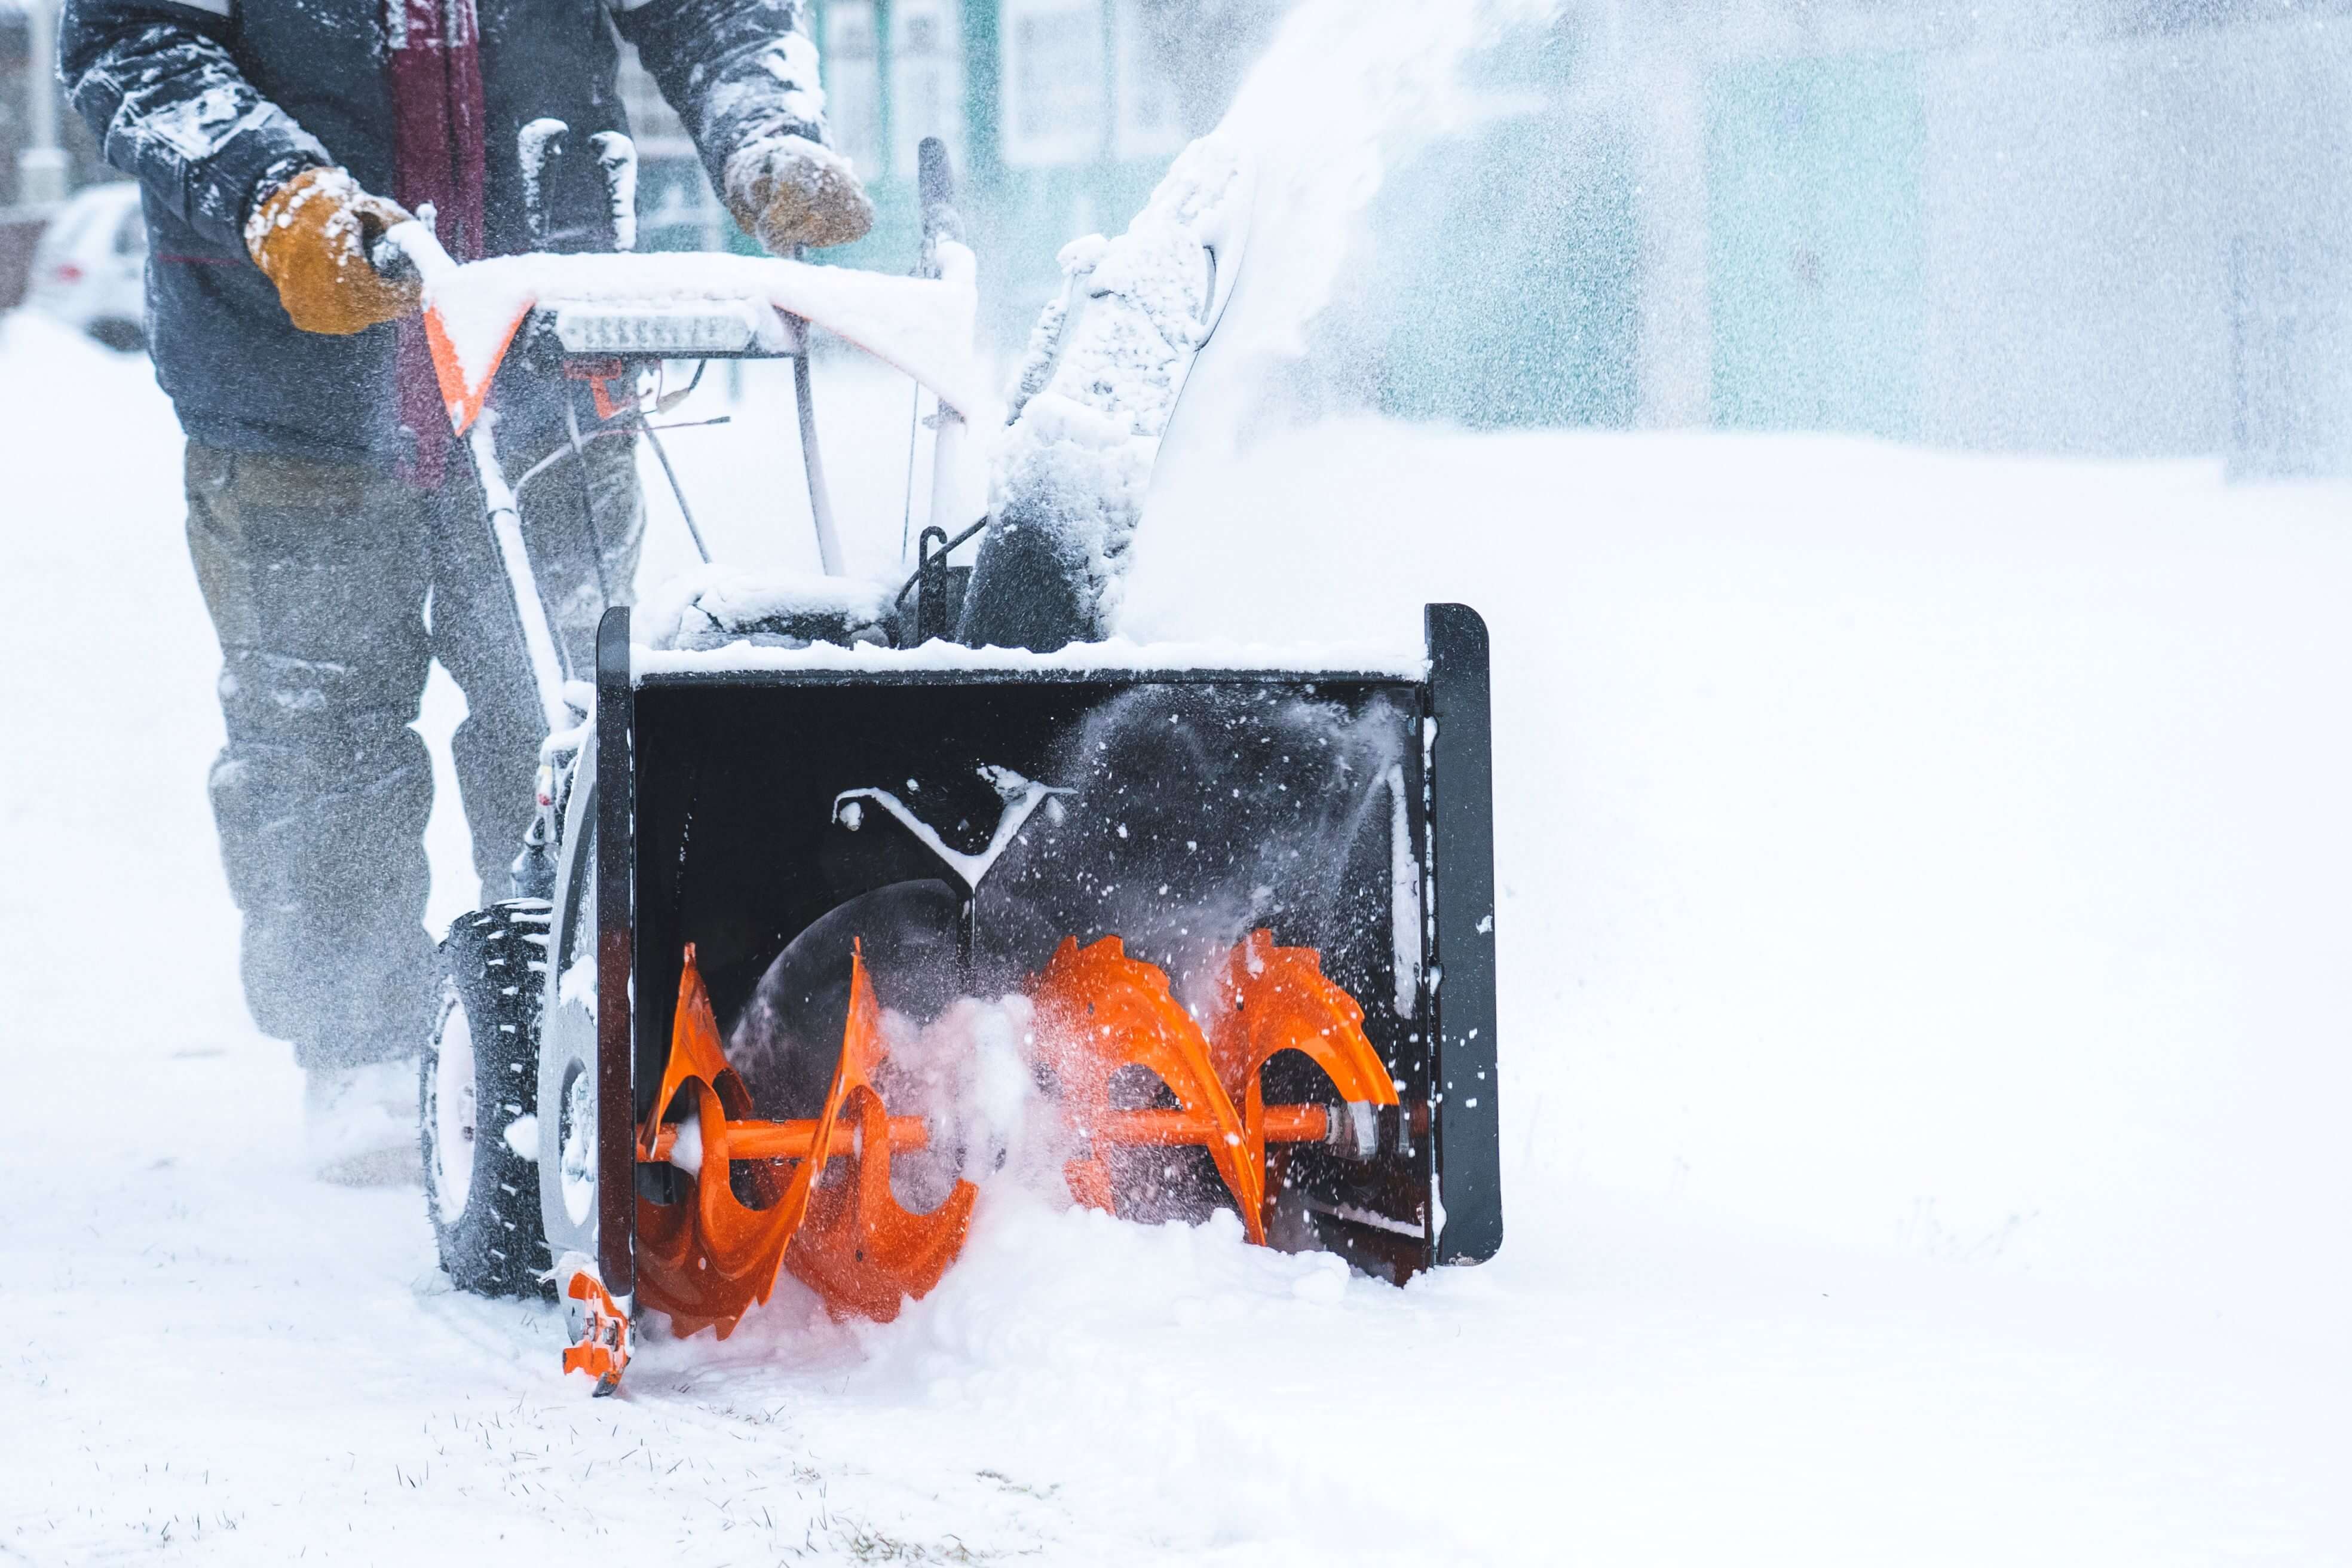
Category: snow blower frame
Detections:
[
  {"x1": 400, "y1": 132, "x2": 1499, "y2": 1396},
  {"x1": 485, "y1": 606, "x2": 1502, "y2": 1391}
]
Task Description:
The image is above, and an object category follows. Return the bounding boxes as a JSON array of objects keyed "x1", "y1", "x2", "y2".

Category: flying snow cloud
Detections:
[{"x1": 1161, "y1": 0, "x2": 1566, "y2": 459}]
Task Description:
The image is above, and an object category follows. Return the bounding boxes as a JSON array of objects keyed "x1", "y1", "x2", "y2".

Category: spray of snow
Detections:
[
  {"x1": 13, "y1": 249, "x2": 2352, "y2": 1561},
  {"x1": 971, "y1": 685, "x2": 1408, "y2": 1021},
  {"x1": 868, "y1": 993, "x2": 1073, "y2": 1215},
  {"x1": 1184, "y1": 0, "x2": 1561, "y2": 399},
  {"x1": 982, "y1": 0, "x2": 1559, "y2": 640}
]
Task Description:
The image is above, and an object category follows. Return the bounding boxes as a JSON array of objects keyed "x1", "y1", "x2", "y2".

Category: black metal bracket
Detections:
[
  {"x1": 1426, "y1": 603, "x2": 1502, "y2": 1263},
  {"x1": 894, "y1": 517, "x2": 984, "y2": 646},
  {"x1": 594, "y1": 605, "x2": 637, "y2": 1297},
  {"x1": 917, "y1": 525, "x2": 953, "y2": 643}
]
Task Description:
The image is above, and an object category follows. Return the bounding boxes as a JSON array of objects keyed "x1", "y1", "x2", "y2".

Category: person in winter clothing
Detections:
[{"x1": 59, "y1": 0, "x2": 871, "y2": 1178}]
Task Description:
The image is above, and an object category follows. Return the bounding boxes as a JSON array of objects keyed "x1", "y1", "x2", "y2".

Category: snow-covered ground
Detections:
[{"x1": 5, "y1": 303, "x2": 2349, "y2": 1563}]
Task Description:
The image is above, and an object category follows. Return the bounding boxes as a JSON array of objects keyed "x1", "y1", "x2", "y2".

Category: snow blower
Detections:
[{"x1": 397, "y1": 131, "x2": 1499, "y2": 1395}]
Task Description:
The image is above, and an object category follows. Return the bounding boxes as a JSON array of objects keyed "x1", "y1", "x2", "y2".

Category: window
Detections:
[
  {"x1": 825, "y1": 1, "x2": 884, "y2": 177},
  {"x1": 1002, "y1": 0, "x2": 1106, "y2": 167},
  {"x1": 1111, "y1": 0, "x2": 1186, "y2": 161},
  {"x1": 894, "y1": 0, "x2": 964, "y2": 173}
]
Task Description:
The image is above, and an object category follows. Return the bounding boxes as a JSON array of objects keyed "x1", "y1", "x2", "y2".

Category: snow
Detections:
[
  {"x1": 832, "y1": 776, "x2": 1068, "y2": 895},
  {"x1": 9, "y1": 0, "x2": 2352, "y2": 1554},
  {"x1": 408, "y1": 234, "x2": 994, "y2": 431},
  {"x1": 559, "y1": 951, "x2": 595, "y2": 1017},
  {"x1": 985, "y1": 138, "x2": 1255, "y2": 636},
  {"x1": 7, "y1": 295, "x2": 2351, "y2": 1560},
  {"x1": 1156, "y1": 0, "x2": 1557, "y2": 476},
  {"x1": 632, "y1": 561, "x2": 895, "y2": 651},
  {"x1": 969, "y1": 0, "x2": 1552, "y2": 643},
  {"x1": 1385, "y1": 764, "x2": 1420, "y2": 1017},
  {"x1": 634, "y1": 632, "x2": 1425, "y2": 678},
  {"x1": 149, "y1": 87, "x2": 275, "y2": 164}
]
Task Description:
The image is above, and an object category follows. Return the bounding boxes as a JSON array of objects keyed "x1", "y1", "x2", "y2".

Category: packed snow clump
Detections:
[
  {"x1": 635, "y1": 563, "x2": 894, "y2": 651},
  {"x1": 979, "y1": 0, "x2": 1560, "y2": 644},
  {"x1": 985, "y1": 137, "x2": 1255, "y2": 638}
]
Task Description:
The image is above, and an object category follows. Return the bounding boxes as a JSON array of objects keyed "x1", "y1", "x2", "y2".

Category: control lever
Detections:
[
  {"x1": 519, "y1": 118, "x2": 569, "y2": 253},
  {"x1": 369, "y1": 214, "x2": 454, "y2": 288},
  {"x1": 590, "y1": 131, "x2": 638, "y2": 253}
]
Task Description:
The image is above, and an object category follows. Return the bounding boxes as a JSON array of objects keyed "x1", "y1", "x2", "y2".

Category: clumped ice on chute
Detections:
[
  {"x1": 635, "y1": 563, "x2": 896, "y2": 651},
  {"x1": 958, "y1": 139, "x2": 1255, "y2": 652}
]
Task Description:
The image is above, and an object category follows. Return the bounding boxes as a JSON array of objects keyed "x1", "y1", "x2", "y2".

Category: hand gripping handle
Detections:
[{"x1": 369, "y1": 216, "x2": 456, "y2": 290}]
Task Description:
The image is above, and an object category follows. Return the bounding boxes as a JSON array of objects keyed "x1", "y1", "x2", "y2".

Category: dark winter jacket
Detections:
[{"x1": 60, "y1": 0, "x2": 827, "y2": 463}]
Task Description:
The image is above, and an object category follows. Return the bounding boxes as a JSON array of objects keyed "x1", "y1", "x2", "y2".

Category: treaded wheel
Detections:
[{"x1": 423, "y1": 899, "x2": 555, "y2": 1298}]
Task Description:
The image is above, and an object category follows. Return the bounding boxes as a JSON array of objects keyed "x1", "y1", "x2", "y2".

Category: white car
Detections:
[{"x1": 25, "y1": 182, "x2": 147, "y2": 351}]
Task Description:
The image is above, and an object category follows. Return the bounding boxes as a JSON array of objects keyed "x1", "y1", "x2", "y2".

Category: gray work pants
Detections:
[{"x1": 185, "y1": 417, "x2": 641, "y2": 1071}]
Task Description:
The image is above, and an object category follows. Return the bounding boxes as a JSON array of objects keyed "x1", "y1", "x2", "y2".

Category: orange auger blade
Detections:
[
  {"x1": 1203, "y1": 930, "x2": 1400, "y2": 1239},
  {"x1": 629, "y1": 944, "x2": 975, "y2": 1354},
  {"x1": 1206, "y1": 930, "x2": 1400, "y2": 1107},
  {"x1": 1028, "y1": 936, "x2": 1263, "y2": 1238},
  {"x1": 633, "y1": 945, "x2": 811, "y2": 1340},
  {"x1": 782, "y1": 953, "x2": 978, "y2": 1321}
]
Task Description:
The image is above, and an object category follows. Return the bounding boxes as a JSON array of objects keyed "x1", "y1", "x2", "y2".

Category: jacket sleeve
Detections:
[
  {"x1": 610, "y1": 0, "x2": 831, "y2": 189},
  {"x1": 59, "y1": 0, "x2": 329, "y2": 252}
]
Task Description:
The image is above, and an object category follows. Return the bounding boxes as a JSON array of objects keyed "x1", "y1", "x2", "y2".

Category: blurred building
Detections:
[
  {"x1": 1425, "y1": 0, "x2": 2352, "y2": 468},
  {"x1": 1, "y1": 0, "x2": 113, "y2": 202},
  {"x1": 3, "y1": 0, "x2": 116, "y2": 308},
  {"x1": 10, "y1": 0, "x2": 2350, "y2": 467},
  {"x1": 622, "y1": 0, "x2": 1270, "y2": 342}
]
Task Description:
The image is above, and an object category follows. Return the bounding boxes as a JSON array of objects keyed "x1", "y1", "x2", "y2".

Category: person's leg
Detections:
[
  {"x1": 429, "y1": 386, "x2": 644, "y2": 898},
  {"x1": 511, "y1": 388, "x2": 646, "y2": 673},
  {"x1": 425, "y1": 458, "x2": 543, "y2": 903},
  {"x1": 185, "y1": 443, "x2": 437, "y2": 1073}
]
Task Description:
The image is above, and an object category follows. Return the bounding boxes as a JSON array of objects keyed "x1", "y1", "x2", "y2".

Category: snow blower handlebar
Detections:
[
  {"x1": 368, "y1": 134, "x2": 993, "y2": 904},
  {"x1": 372, "y1": 183, "x2": 991, "y2": 596},
  {"x1": 366, "y1": 219, "x2": 577, "y2": 747},
  {"x1": 368, "y1": 217, "x2": 452, "y2": 292}
]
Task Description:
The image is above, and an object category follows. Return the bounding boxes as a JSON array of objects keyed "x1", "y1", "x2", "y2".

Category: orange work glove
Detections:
[
  {"x1": 243, "y1": 167, "x2": 421, "y2": 336},
  {"x1": 722, "y1": 135, "x2": 875, "y2": 255}
]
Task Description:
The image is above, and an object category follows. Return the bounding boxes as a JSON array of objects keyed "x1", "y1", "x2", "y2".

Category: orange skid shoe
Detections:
[{"x1": 560, "y1": 1261, "x2": 632, "y2": 1396}]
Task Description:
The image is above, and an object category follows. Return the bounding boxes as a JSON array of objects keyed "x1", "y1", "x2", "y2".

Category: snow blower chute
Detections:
[{"x1": 400, "y1": 131, "x2": 1499, "y2": 1395}]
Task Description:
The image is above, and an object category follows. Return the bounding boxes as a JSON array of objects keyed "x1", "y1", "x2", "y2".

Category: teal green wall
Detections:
[
  {"x1": 1705, "y1": 54, "x2": 1926, "y2": 437},
  {"x1": 794, "y1": 0, "x2": 1164, "y2": 338},
  {"x1": 1371, "y1": 114, "x2": 1642, "y2": 429},
  {"x1": 815, "y1": 162, "x2": 1168, "y2": 347},
  {"x1": 654, "y1": 15, "x2": 1943, "y2": 436}
]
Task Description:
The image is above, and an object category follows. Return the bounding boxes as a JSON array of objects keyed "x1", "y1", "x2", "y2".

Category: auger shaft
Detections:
[
  {"x1": 1088, "y1": 1105, "x2": 1330, "y2": 1146},
  {"x1": 648, "y1": 1107, "x2": 1346, "y2": 1165},
  {"x1": 645, "y1": 1116, "x2": 932, "y2": 1163}
]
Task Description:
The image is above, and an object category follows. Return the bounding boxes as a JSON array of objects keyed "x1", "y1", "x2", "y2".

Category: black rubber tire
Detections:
[{"x1": 422, "y1": 900, "x2": 555, "y2": 1298}]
